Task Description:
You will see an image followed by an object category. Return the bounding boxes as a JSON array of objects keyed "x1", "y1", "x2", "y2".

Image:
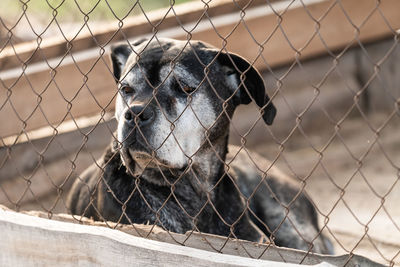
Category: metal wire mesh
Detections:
[{"x1": 0, "y1": 0, "x2": 399, "y2": 266}]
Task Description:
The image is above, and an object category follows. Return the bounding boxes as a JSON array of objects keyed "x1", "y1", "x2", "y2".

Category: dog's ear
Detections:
[
  {"x1": 216, "y1": 52, "x2": 276, "y2": 125},
  {"x1": 110, "y1": 43, "x2": 133, "y2": 82}
]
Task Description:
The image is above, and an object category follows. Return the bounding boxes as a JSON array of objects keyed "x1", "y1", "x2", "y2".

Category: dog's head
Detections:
[{"x1": 111, "y1": 38, "x2": 276, "y2": 178}]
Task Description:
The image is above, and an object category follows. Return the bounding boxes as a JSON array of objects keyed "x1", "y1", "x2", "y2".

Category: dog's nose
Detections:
[{"x1": 124, "y1": 105, "x2": 154, "y2": 126}]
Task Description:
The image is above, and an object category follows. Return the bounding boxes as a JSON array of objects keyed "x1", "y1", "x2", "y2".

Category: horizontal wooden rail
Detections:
[
  {"x1": 0, "y1": 0, "x2": 270, "y2": 70},
  {"x1": 0, "y1": 205, "x2": 383, "y2": 266},
  {"x1": 1, "y1": 0, "x2": 400, "y2": 138}
]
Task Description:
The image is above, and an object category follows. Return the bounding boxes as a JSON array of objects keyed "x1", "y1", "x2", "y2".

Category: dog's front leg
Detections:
[{"x1": 205, "y1": 175, "x2": 267, "y2": 243}]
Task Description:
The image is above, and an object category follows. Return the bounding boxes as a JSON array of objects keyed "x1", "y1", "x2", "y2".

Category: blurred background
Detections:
[{"x1": 0, "y1": 0, "x2": 399, "y2": 265}]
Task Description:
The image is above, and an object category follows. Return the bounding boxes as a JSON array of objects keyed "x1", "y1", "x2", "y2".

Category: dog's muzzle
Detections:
[
  {"x1": 120, "y1": 103, "x2": 155, "y2": 148},
  {"x1": 124, "y1": 104, "x2": 155, "y2": 127}
]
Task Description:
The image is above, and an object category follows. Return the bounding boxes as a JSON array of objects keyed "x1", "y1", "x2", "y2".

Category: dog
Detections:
[{"x1": 67, "y1": 38, "x2": 333, "y2": 254}]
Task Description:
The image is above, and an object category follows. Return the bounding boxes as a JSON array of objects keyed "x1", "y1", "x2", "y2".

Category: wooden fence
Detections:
[{"x1": 0, "y1": 205, "x2": 383, "y2": 266}]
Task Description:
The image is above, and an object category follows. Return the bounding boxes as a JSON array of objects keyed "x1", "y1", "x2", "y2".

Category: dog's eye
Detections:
[
  {"x1": 182, "y1": 85, "x2": 195, "y2": 94},
  {"x1": 174, "y1": 80, "x2": 196, "y2": 95},
  {"x1": 121, "y1": 86, "x2": 134, "y2": 95}
]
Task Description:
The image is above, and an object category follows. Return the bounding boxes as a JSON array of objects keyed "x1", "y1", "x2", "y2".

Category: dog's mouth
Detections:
[
  {"x1": 131, "y1": 151, "x2": 172, "y2": 170},
  {"x1": 120, "y1": 146, "x2": 184, "y2": 177}
]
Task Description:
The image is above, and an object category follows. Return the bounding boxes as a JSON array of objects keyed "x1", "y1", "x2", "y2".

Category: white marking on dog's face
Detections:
[
  {"x1": 150, "y1": 65, "x2": 216, "y2": 168},
  {"x1": 151, "y1": 93, "x2": 216, "y2": 168}
]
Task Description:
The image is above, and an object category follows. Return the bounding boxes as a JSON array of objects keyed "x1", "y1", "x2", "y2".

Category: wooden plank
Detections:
[
  {"x1": 191, "y1": 0, "x2": 400, "y2": 68},
  {"x1": 0, "y1": 0, "x2": 271, "y2": 70},
  {"x1": 0, "y1": 52, "x2": 117, "y2": 137},
  {"x1": 1, "y1": 0, "x2": 400, "y2": 138},
  {"x1": 0, "y1": 207, "x2": 295, "y2": 267},
  {"x1": 0, "y1": 205, "x2": 384, "y2": 267}
]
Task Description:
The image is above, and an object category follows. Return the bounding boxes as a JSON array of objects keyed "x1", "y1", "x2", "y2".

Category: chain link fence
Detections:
[{"x1": 1, "y1": 0, "x2": 399, "y2": 266}]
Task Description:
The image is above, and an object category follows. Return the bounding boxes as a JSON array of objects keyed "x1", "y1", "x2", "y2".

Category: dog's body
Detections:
[{"x1": 67, "y1": 38, "x2": 332, "y2": 254}]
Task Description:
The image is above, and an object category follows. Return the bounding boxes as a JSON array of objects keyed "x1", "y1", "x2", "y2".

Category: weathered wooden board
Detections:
[{"x1": 0, "y1": 205, "x2": 384, "y2": 266}]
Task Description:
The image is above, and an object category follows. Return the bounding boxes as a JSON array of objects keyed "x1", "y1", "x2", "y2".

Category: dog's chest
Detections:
[{"x1": 104, "y1": 175, "x2": 206, "y2": 233}]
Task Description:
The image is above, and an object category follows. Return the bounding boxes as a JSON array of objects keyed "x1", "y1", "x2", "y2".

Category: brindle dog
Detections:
[{"x1": 67, "y1": 38, "x2": 333, "y2": 254}]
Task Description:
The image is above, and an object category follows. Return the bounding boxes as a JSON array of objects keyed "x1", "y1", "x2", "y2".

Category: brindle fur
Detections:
[{"x1": 67, "y1": 38, "x2": 333, "y2": 254}]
